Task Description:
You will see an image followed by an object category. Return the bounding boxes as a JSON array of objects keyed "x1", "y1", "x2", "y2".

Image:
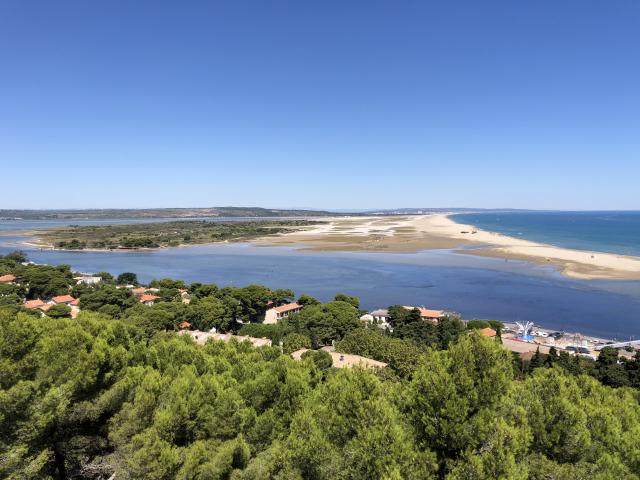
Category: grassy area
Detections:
[{"x1": 34, "y1": 220, "x2": 322, "y2": 250}]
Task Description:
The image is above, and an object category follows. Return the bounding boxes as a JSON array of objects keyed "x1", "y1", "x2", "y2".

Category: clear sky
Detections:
[{"x1": 1, "y1": 1, "x2": 639, "y2": 210}]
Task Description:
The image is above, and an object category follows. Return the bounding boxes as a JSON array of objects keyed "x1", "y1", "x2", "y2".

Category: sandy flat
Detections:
[{"x1": 255, "y1": 214, "x2": 640, "y2": 280}]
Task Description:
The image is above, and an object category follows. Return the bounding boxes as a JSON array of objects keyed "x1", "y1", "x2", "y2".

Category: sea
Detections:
[
  {"x1": 0, "y1": 214, "x2": 639, "y2": 340},
  {"x1": 454, "y1": 211, "x2": 640, "y2": 257}
]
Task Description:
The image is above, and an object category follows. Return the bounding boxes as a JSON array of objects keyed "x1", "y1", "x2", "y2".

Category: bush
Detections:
[
  {"x1": 47, "y1": 303, "x2": 71, "y2": 318},
  {"x1": 301, "y1": 349, "x2": 333, "y2": 370},
  {"x1": 466, "y1": 320, "x2": 491, "y2": 330},
  {"x1": 282, "y1": 333, "x2": 311, "y2": 354}
]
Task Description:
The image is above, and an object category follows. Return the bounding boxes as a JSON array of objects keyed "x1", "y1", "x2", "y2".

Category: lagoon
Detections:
[{"x1": 1, "y1": 226, "x2": 639, "y2": 339}]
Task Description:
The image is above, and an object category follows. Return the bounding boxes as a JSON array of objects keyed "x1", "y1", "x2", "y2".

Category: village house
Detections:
[
  {"x1": 179, "y1": 329, "x2": 272, "y2": 348},
  {"x1": 179, "y1": 289, "x2": 191, "y2": 304},
  {"x1": 74, "y1": 275, "x2": 101, "y2": 285},
  {"x1": 50, "y1": 295, "x2": 79, "y2": 306},
  {"x1": 369, "y1": 309, "x2": 390, "y2": 325},
  {"x1": 415, "y1": 307, "x2": 445, "y2": 323},
  {"x1": 479, "y1": 327, "x2": 497, "y2": 339},
  {"x1": 0, "y1": 274, "x2": 17, "y2": 284},
  {"x1": 263, "y1": 302, "x2": 302, "y2": 324},
  {"x1": 140, "y1": 294, "x2": 160, "y2": 305},
  {"x1": 367, "y1": 306, "x2": 445, "y2": 327},
  {"x1": 23, "y1": 299, "x2": 46, "y2": 310}
]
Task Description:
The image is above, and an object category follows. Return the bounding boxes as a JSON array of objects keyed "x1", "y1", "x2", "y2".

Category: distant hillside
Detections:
[{"x1": 0, "y1": 207, "x2": 339, "y2": 220}]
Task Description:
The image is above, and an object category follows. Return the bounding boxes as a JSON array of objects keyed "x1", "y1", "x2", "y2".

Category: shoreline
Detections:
[
  {"x1": 256, "y1": 214, "x2": 640, "y2": 280},
  {"x1": 7, "y1": 214, "x2": 640, "y2": 280},
  {"x1": 441, "y1": 215, "x2": 640, "y2": 280}
]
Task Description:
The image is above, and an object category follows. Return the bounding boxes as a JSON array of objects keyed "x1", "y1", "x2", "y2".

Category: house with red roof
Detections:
[
  {"x1": 140, "y1": 294, "x2": 160, "y2": 305},
  {"x1": 263, "y1": 302, "x2": 302, "y2": 324},
  {"x1": 50, "y1": 295, "x2": 78, "y2": 305},
  {"x1": 24, "y1": 299, "x2": 46, "y2": 310},
  {"x1": 479, "y1": 327, "x2": 497, "y2": 339},
  {"x1": 0, "y1": 274, "x2": 16, "y2": 283},
  {"x1": 417, "y1": 307, "x2": 445, "y2": 323}
]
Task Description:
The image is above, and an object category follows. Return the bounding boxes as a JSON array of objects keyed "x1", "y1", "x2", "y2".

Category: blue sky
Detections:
[{"x1": 1, "y1": 1, "x2": 639, "y2": 210}]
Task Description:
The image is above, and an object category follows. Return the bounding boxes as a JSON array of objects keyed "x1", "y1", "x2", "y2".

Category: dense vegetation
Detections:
[
  {"x1": 1, "y1": 252, "x2": 640, "y2": 479},
  {"x1": 32, "y1": 220, "x2": 321, "y2": 250}
]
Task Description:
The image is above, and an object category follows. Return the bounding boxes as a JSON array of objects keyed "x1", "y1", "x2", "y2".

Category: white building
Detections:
[{"x1": 263, "y1": 303, "x2": 302, "y2": 324}]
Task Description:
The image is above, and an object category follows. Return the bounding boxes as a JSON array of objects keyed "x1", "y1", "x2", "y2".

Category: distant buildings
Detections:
[
  {"x1": 263, "y1": 302, "x2": 302, "y2": 324},
  {"x1": 23, "y1": 294, "x2": 80, "y2": 317},
  {"x1": 364, "y1": 305, "x2": 447, "y2": 329}
]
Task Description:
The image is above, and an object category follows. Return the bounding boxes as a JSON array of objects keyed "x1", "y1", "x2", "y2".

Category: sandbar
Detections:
[{"x1": 256, "y1": 214, "x2": 640, "y2": 280}]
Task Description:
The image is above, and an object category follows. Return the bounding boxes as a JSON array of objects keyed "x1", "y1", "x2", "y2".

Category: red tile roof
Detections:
[
  {"x1": 140, "y1": 294, "x2": 160, "y2": 303},
  {"x1": 0, "y1": 274, "x2": 16, "y2": 282},
  {"x1": 24, "y1": 299, "x2": 45, "y2": 309},
  {"x1": 479, "y1": 327, "x2": 497, "y2": 338},
  {"x1": 178, "y1": 321, "x2": 191, "y2": 329},
  {"x1": 70, "y1": 298, "x2": 80, "y2": 306},
  {"x1": 132, "y1": 287, "x2": 147, "y2": 295},
  {"x1": 273, "y1": 303, "x2": 301, "y2": 313},
  {"x1": 51, "y1": 295, "x2": 76, "y2": 304},
  {"x1": 419, "y1": 308, "x2": 445, "y2": 318}
]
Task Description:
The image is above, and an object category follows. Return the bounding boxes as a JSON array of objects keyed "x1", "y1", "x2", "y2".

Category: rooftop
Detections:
[
  {"x1": 418, "y1": 307, "x2": 445, "y2": 318},
  {"x1": 51, "y1": 295, "x2": 76, "y2": 304},
  {"x1": 140, "y1": 294, "x2": 160, "y2": 303},
  {"x1": 0, "y1": 274, "x2": 16, "y2": 282},
  {"x1": 24, "y1": 299, "x2": 45, "y2": 309},
  {"x1": 273, "y1": 303, "x2": 301, "y2": 314},
  {"x1": 479, "y1": 327, "x2": 497, "y2": 338}
]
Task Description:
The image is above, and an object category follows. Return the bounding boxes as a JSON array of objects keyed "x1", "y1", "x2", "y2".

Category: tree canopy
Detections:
[{"x1": 1, "y1": 253, "x2": 639, "y2": 479}]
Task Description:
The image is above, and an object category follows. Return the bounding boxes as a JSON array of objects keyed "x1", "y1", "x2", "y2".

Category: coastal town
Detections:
[{"x1": 2, "y1": 259, "x2": 635, "y2": 370}]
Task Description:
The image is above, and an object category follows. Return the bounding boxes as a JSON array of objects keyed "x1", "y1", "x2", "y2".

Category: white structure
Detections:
[
  {"x1": 263, "y1": 303, "x2": 302, "y2": 324},
  {"x1": 74, "y1": 275, "x2": 102, "y2": 285},
  {"x1": 370, "y1": 309, "x2": 390, "y2": 323}
]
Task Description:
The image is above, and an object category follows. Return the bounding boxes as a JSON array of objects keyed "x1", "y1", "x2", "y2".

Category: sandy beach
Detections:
[{"x1": 257, "y1": 214, "x2": 640, "y2": 280}]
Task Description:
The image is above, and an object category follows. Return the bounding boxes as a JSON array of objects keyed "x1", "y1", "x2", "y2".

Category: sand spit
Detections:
[{"x1": 256, "y1": 214, "x2": 640, "y2": 280}]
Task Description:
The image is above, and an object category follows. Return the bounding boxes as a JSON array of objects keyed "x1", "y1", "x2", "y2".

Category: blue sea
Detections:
[
  {"x1": 454, "y1": 211, "x2": 640, "y2": 256},
  {"x1": 1, "y1": 215, "x2": 639, "y2": 339}
]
